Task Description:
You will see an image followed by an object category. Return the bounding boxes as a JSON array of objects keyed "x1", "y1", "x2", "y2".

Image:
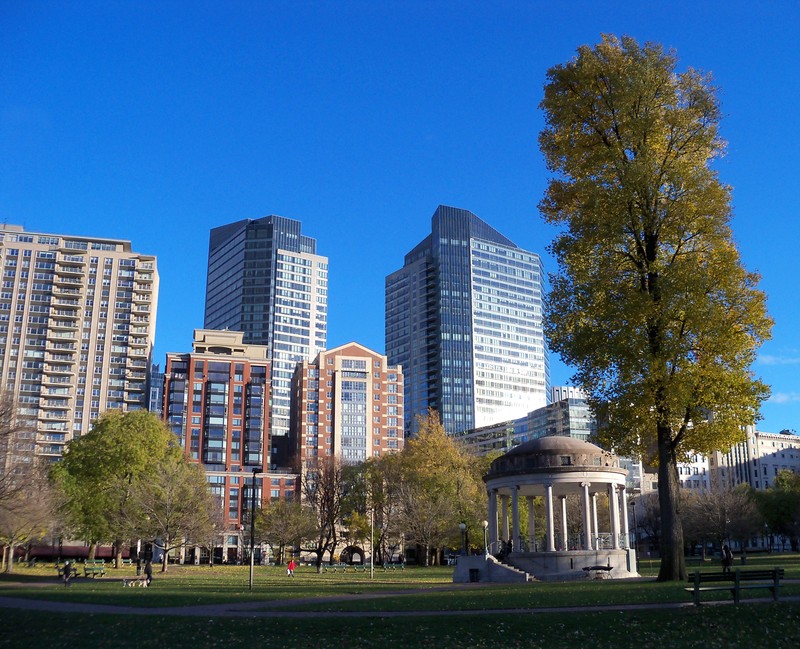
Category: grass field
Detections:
[{"x1": 1, "y1": 554, "x2": 799, "y2": 648}]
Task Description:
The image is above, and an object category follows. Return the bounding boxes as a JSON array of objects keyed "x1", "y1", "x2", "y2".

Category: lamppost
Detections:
[
  {"x1": 459, "y1": 522, "x2": 467, "y2": 555},
  {"x1": 482, "y1": 520, "x2": 489, "y2": 557},
  {"x1": 249, "y1": 467, "x2": 260, "y2": 592}
]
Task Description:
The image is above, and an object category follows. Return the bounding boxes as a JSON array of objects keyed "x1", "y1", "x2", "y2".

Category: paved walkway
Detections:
[{"x1": 1, "y1": 586, "x2": 798, "y2": 618}]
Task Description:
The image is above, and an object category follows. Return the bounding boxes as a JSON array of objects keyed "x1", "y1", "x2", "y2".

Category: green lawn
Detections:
[{"x1": 1, "y1": 556, "x2": 799, "y2": 648}]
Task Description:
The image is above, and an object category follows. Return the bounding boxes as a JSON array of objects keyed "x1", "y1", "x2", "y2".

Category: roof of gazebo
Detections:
[{"x1": 485, "y1": 436, "x2": 624, "y2": 482}]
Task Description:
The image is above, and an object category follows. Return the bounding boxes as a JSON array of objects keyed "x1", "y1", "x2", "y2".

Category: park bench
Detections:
[
  {"x1": 121, "y1": 558, "x2": 134, "y2": 567},
  {"x1": 583, "y1": 565, "x2": 613, "y2": 579},
  {"x1": 83, "y1": 559, "x2": 106, "y2": 578},
  {"x1": 352, "y1": 564, "x2": 369, "y2": 572},
  {"x1": 382, "y1": 562, "x2": 405, "y2": 571},
  {"x1": 685, "y1": 567, "x2": 784, "y2": 605},
  {"x1": 323, "y1": 563, "x2": 349, "y2": 573}
]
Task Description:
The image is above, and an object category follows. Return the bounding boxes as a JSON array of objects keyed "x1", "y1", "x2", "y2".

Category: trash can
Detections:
[{"x1": 469, "y1": 568, "x2": 480, "y2": 583}]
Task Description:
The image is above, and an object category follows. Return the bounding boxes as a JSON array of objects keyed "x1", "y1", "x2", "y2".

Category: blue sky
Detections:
[{"x1": 2, "y1": 1, "x2": 799, "y2": 433}]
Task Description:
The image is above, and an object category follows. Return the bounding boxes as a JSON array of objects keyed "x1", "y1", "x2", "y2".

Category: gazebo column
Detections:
[
  {"x1": 526, "y1": 496, "x2": 536, "y2": 552},
  {"x1": 487, "y1": 489, "x2": 498, "y2": 551},
  {"x1": 591, "y1": 492, "x2": 599, "y2": 550},
  {"x1": 608, "y1": 484, "x2": 621, "y2": 549},
  {"x1": 511, "y1": 486, "x2": 520, "y2": 552},
  {"x1": 560, "y1": 496, "x2": 568, "y2": 551},
  {"x1": 501, "y1": 495, "x2": 510, "y2": 545},
  {"x1": 581, "y1": 482, "x2": 592, "y2": 550},
  {"x1": 545, "y1": 483, "x2": 556, "y2": 551},
  {"x1": 619, "y1": 485, "x2": 629, "y2": 549}
]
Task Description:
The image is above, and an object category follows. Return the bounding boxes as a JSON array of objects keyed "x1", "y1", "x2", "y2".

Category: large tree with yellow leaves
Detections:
[{"x1": 539, "y1": 35, "x2": 772, "y2": 580}]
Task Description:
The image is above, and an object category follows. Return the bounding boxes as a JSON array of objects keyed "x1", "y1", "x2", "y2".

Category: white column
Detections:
[
  {"x1": 526, "y1": 496, "x2": 536, "y2": 552},
  {"x1": 581, "y1": 482, "x2": 592, "y2": 550},
  {"x1": 609, "y1": 484, "x2": 620, "y2": 549},
  {"x1": 620, "y1": 485, "x2": 629, "y2": 549},
  {"x1": 591, "y1": 492, "x2": 599, "y2": 550},
  {"x1": 545, "y1": 484, "x2": 555, "y2": 551},
  {"x1": 487, "y1": 489, "x2": 498, "y2": 550},
  {"x1": 511, "y1": 487, "x2": 520, "y2": 553},
  {"x1": 501, "y1": 495, "x2": 510, "y2": 545},
  {"x1": 560, "y1": 496, "x2": 568, "y2": 551}
]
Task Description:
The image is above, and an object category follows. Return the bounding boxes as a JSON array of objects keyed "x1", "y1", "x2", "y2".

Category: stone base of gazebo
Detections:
[{"x1": 506, "y1": 549, "x2": 639, "y2": 581}]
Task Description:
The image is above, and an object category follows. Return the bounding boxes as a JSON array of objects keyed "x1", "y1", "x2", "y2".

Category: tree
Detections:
[
  {"x1": 302, "y1": 456, "x2": 347, "y2": 572},
  {"x1": 50, "y1": 410, "x2": 178, "y2": 566},
  {"x1": 757, "y1": 471, "x2": 800, "y2": 551},
  {"x1": 0, "y1": 467, "x2": 52, "y2": 573},
  {"x1": 256, "y1": 499, "x2": 317, "y2": 565},
  {"x1": 683, "y1": 485, "x2": 762, "y2": 556},
  {"x1": 395, "y1": 410, "x2": 487, "y2": 565},
  {"x1": 130, "y1": 455, "x2": 216, "y2": 573},
  {"x1": 539, "y1": 34, "x2": 772, "y2": 580}
]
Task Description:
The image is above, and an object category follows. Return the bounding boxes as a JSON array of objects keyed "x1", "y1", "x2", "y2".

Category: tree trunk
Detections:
[
  {"x1": 656, "y1": 426, "x2": 686, "y2": 581},
  {"x1": 6, "y1": 542, "x2": 15, "y2": 573},
  {"x1": 88, "y1": 541, "x2": 97, "y2": 560},
  {"x1": 114, "y1": 540, "x2": 123, "y2": 569}
]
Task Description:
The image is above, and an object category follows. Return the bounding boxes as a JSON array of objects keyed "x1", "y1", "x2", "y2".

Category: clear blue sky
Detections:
[{"x1": 2, "y1": 1, "x2": 799, "y2": 434}]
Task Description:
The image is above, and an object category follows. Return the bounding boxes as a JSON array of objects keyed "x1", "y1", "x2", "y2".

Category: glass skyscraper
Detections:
[
  {"x1": 385, "y1": 205, "x2": 549, "y2": 436},
  {"x1": 204, "y1": 215, "x2": 328, "y2": 466}
]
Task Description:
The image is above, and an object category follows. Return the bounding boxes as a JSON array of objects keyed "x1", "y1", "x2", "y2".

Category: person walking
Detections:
[
  {"x1": 144, "y1": 559, "x2": 153, "y2": 585},
  {"x1": 721, "y1": 544, "x2": 734, "y2": 575},
  {"x1": 287, "y1": 559, "x2": 296, "y2": 577},
  {"x1": 62, "y1": 560, "x2": 72, "y2": 587}
]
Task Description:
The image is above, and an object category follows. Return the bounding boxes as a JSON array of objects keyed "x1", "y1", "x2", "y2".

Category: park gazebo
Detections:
[{"x1": 455, "y1": 436, "x2": 639, "y2": 582}]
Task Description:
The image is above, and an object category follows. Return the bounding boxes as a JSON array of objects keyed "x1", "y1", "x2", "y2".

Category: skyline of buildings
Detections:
[
  {"x1": 386, "y1": 205, "x2": 549, "y2": 438},
  {"x1": 0, "y1": 223, "x2": 158, "y2": 461},
  {"x1": 204, "y1": 216, "x2": 328, "y2": 467}
]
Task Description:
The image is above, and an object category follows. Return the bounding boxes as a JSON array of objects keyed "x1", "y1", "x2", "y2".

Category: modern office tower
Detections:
[
  {"x1": 163, "y1": 329, "x2": 298, "y2": 561},
  {"x1": 386, "y1": 205, "x2": 549, "y2": 437},
  {"x1": 0, "y1": 224, "x2": 158, "y2": 460},
  {"x1": 204, "y1": 216, "x2": 328, "y2": 467},
  {"x1": 291, "y1": 342, "x2": 404, "y2": 469}
]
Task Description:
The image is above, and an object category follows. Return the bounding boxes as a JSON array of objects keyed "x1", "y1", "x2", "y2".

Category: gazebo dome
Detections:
[{"x1": 486, "y1": 436, "x2": 620, "y2": 480}]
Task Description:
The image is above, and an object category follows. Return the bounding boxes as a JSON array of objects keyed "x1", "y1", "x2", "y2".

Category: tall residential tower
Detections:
[
  {"x1": 385, "y1": 206, "x2": 549, "y2": 436},
  {"x1": 204, "y1": 216, "x2": 327, "y2": 466},
  {"x1": 0, "y1": 224, "x2": 158, "y2": 460}
]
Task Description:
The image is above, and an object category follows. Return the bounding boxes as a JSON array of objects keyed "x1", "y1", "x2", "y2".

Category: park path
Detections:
[{"x1": 1, "y1": 585, "x2": 799, "y2": 618}]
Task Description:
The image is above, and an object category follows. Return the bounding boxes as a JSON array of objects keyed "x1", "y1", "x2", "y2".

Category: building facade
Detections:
[
  {"x1": 291, "y1": 342, "x2": 404, "y2": 469},
  {"x1": 0, "y1": 224, "x2": 158, "y2": 460},
  {"x1": 204, "y1": 215, "x2": 328, "y2": 466},
  {"x1": 163, "y1": 329, "x2": 298, "y2": 560},
  {"x1": 385, "y1": 205, "x2": 549, "y2": 437}
]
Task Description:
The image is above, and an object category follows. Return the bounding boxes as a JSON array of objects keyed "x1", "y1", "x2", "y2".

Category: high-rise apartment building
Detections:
[
  {"x1": 291, "y1": 342, "x2": 404, "y2": 469},
  {"x1": 0, "y1": 224, "x2": 158, "y2": 459},
  {"x1": 386, "y1": 205, "x2": 549, "y2": 436},
  {"x1": 204, "y1": 216, "x2": 328, "y2": 466},
  {"x1": 163, "y1": 329, "x2": 298, "y2": 560}
]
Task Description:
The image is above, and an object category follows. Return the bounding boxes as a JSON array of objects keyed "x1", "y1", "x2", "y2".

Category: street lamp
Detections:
[
  {"x1": 249, "y1": 467, "x2": 261, "y2": 592},
  {"x1": 482, "y1": 520, "x2": 489, "y2": 557},
  {"x1": 459, "y1": 522, "x2": 467, "y2": 555}
]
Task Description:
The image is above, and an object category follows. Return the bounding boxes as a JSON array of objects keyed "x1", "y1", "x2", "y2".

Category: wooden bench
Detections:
[
  {"x1": 382, "y1": 562, "x2": 405, "y2": 571},
  {"x1": 583, "y1": 565, "x2": 613, "y2": 579},
  {"x1": 121, "y1": 558, "x2": 134, "y2": 567},
  {"x1": 323, "y1": 563, "x2": 349, "y2": 573},
  {"x1": 685, "y1": 568, "x2": 784, "y2": 605},
  {"x1": 352, "y1": 564, "x2": 369, "y2": 572},
  {"x1": 83, "y1": 559, "x2": 106, "y2": 578}
]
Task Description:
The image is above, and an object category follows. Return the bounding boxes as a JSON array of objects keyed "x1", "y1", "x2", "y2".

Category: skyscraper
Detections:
[
  {"x1": 204, "y1": 216, "x2": 328, "y2": 466},
  {"x1": 385, "y1": 205, "x2": 549, "y2": 436},
  {"x1": 0, "y1": 224, "x2": 158, "y2": 460}
]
